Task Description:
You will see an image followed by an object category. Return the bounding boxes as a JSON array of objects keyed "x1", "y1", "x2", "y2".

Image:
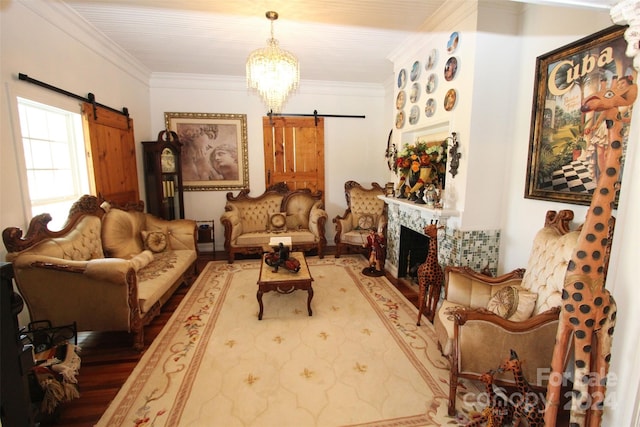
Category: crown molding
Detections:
[
  {"x1": 17, "y1": 0, "x2": 151, "y2": 85},
  {"x1": 149, "y1": 73, "x2": 385, "y2": 97}
]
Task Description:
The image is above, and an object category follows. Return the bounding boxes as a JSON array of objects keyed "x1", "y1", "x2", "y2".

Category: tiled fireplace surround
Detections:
[{"x1": 380, "y1": 196, "x2": 500, "y2": 278}]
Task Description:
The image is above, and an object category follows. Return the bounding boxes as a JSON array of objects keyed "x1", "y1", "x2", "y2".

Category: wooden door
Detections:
[
  {"x1": 82, "y1": 102, "x2": 139, "y2": 205},
  {"x1": 263, "y1": 116, "x2": 325, "y2": 195}
]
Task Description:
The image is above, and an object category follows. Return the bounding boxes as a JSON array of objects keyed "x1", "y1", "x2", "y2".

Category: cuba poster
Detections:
[{"x1": 525, "y1": 25, "x2": 637, "y2": 207}]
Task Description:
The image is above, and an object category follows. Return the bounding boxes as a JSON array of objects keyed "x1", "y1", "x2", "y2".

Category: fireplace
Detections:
[
  {"x1": 380, "y1": 195, "x2": 501, "y2": 277},
  {"x1": 398, "y1": 226, "x2": 430, "y2": 280}
]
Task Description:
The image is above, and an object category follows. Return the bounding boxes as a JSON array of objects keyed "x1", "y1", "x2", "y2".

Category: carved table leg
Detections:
[
  {"x1": 307, "y1": 286, "x2": 314, "y2": 316},
  {"x1": 257, "y1": 289, "x2": 264, "y2": 320}
]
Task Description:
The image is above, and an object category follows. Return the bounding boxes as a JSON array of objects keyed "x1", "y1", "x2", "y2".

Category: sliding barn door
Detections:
[
  {"x1": 263, "y1": 116, "x2": 325, "y2": 195},
  {"x1": 82, "y1": 102, "x2": 139, "y2": 205}
]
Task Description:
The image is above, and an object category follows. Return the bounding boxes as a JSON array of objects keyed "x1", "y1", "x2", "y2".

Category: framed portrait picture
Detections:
[
  {"x1": 524, "y1": 25, "x2": 636, "y2": 206},
  {"x1": 164, "y1": 112, "x2": 249, "y2": 191}
]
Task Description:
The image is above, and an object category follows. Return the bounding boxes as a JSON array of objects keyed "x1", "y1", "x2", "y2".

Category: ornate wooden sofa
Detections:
[
  {"x1": 220, "y1": 183, "x2": 328, "y2": 263},
  {"x1": 432, "y1": 210, "x2": 603, "y2": 416},
  {"x1": 3, "y1": 195, "x2": 198, "y2": 350}
]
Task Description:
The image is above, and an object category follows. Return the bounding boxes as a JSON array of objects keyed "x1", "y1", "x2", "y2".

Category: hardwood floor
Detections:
[{"x1": 34, "y1": 250, "x2": 419, "y2": 426}]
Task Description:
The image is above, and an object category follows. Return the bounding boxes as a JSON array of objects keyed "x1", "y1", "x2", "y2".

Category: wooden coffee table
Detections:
[{"x1": 257, "y1": 252, "x2": 314, "y2": 320}]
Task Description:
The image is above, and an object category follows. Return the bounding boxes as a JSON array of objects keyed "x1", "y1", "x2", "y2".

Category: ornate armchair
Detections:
[
  {"x1": 433, "y1": 210, "x2": 597, "y2": 416},
  {"x1": 333, "y1": 181, "x2": 387, "y2": 258}
]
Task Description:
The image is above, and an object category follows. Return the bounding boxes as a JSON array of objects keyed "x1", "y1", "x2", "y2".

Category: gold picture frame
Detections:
[
  {"x1": 164, "y1": 112, "x2": 249, "y2": 191},
  {"x1": 525, "y1": 25, "x2": 635, "y2": 206}
]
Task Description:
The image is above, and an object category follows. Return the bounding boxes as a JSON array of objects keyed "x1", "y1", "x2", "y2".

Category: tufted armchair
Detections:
[
  {"x1": 333, "y1": 181, "x2": 387, "y2": 258},
  {"x1": 432, "y1": 210, "x2": 601, "y2": 416}
]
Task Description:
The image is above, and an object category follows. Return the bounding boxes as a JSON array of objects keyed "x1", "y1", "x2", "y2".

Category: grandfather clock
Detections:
[{"x1": 142, "y1": 130, "x2": 185, "y2": 220}]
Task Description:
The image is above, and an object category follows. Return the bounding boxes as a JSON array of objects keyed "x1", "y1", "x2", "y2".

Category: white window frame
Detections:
[{"x1": 16, "y1": 97, "x2": 90, "y2": 230}]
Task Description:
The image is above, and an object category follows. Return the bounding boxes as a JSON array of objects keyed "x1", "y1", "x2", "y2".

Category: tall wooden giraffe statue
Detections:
[
  {"x1": 416, "y1": 221, "x2": 443, "y2": 325},
  {"x1": 544, "y1": 75, "x2": 637, "y2": 426}
]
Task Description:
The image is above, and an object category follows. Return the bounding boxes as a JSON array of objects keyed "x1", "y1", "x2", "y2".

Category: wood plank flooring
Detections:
[{"x1": 35, "y1": 251, "x2": 419, "y2": 426}]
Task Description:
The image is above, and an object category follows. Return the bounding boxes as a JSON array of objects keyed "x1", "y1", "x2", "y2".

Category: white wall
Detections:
[
  {"x1": 0, "y1": 0, "x2": 152, "y2": 245},
  {"x1": 499, "y1": 4, "x2": 639, "y2": 426},
  {"x1": 149, "y1": 73, "x2": 389, "y2": 249}
]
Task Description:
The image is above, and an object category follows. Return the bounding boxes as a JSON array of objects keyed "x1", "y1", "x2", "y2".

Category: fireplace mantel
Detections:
[
  {"x1": 380, "y1": 195, "x2": 499, "y2": 278},
  {"x1": 377, "y1": 196, "x2": 459, "y2": 222}
]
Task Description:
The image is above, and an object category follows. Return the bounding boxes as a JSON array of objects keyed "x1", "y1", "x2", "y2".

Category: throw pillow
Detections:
[
  {"x1": 286, "y1": 214, "x2": 302, "y2": 230},
  {"x1": 141, "y1": 230, "x2": 168, "y2": 253},
  {"x1": 486, "y1": 286, "x2": 518, "y2": 319},
  {"x1": 510, "y1": 289, "x2": 538, "y2": 321},
  {"x1": 357, "y1": 214, "x2": 375, "y2": 230},
  {"x1": 486, "y1": 286, "x2": 538, "y2": 321},
  {"x1": 269, "y1": 212, "x2": 287, "y2": 233}
]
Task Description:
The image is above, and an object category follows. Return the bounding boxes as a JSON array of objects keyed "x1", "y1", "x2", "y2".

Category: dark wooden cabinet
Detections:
[
  {"x1": 1, "y1": 263, "x2": 36, "y2": 426},
  {"x1": 142, "y1": 130, "x2": 185, "y2": 220}
]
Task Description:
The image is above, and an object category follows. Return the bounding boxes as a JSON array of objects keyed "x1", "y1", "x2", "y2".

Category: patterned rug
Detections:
[{"x1": 97, "y1": 255, "x2": 482, "y2": 426}]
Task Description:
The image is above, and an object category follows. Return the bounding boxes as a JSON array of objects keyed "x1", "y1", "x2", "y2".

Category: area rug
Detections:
[{"x1": 97, "y1": 255, "x2": 482, "y2": 426}]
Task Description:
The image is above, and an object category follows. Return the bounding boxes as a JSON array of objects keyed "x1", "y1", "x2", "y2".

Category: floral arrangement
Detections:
[{"x1": 394, "y1": 138, "x2": 448, "y2": 187}]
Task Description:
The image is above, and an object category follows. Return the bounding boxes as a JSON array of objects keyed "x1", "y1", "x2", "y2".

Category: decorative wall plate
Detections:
[
  {"x1": 395, "y1": 111, "x2": 405, "y2": 129},
  {"x1": 444, "y1": 57, "x2": 458, "y2": 81},
  {"x1": 426, "y1": 49, "x2": 438, "y2": 70},
  {"x1": 410, "y1": 82, "x2": 420, "y2": 103},
  {"x1": 410, "y1": 60, "x2": 421, "y2": 81},
  {"x1": 425, "y1": 98, "x2": 436, "y2": 117},
  {"x1": 409, "y1": 105, "x2": 420, "y2": 125},
  {"x1": 444, "y1": 89, "x2": 457, "y2": 111},
  {"x1": 396, "y1": 91, "x2": 406, "y2": 110},
  {"x1": 447, "y1": 31, "x2": 459, "y2": 54},
  {"x1": 397, "y1": 69, "x2": 407, "y2": 89},
  {"x1": 426, "y1": 73, "x2": 437, "y2": 94}
]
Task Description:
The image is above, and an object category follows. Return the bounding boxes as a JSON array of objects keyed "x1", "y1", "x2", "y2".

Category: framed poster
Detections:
[
  {"x1": 164, "y1": 112, "x2": 249, "y2": 191},
  {"x1": 525, "y1": 25, "x2": 636, "y2": 206}
]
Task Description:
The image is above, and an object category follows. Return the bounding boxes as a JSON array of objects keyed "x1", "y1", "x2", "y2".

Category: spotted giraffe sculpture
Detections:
[
  {"x1": 544, "y1": 75, "x2": 637, "y2": 427},
  {"x1": 499, "y1": 349, "x2": 545, "y2": 427},
  {"x1": 466, "y1": 370, "x2": 512, "y2": 427},
  {"x1": 416, "y1": 220, "x2": 443, "y2": 325}
]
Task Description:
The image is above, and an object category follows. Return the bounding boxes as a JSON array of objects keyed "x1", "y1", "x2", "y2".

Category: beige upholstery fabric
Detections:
[
  {"x1": 16, "y1": 215, "x2": 105, "y2": 261},
  {"x1": 349, "y1": 186, "x2": 385, "y2": 229},
  {"x1": 486, "y1": 286, "x2": 519, "y2": 319},
  {"x1": 334, "y1": 182, "x2": 387, "y2": 257},
  {"x1": 446, "y1": 276, "x2": 522, "y2": 310},
  {"x1": 341, "y1": 229, "x2": 370, "y2": 246},
  {"x1": 102, "y1": 208, "x2": 146, "y2": 258},
  {"x1": 237, "y1": 195, "x2": 283, "y2": 233},
  {"x1": 7, "y1": 202, "x2": 197, "y2": 349},
  {"x1": 137, "y1": 249, "x2": 197, "y2": 313},
  {"x1": 221, "y1": 188, "x2": 328, "y2": 262},
  {"x1": 285, "y1": 193, "x2": 317, "y2": 229},
  {"x1": 521, "y1": 227, "x2": 580, "y2": 314}
]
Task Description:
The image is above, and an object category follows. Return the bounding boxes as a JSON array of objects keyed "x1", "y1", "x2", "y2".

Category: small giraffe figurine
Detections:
[
  {"x1": 416, "y1": 220, "x2": 443, "y2": 325},
  {"x1": 499, "y1": 350, "x2": 545, "y2": 427},
  {"x1": 466, "y1": 370, "x2": 512, "y2": 427},
  {"x1": 544, "y1": 75, "x2": 637, "y2": 427}
]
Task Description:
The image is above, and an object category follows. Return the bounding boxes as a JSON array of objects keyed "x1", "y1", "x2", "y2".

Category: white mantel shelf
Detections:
[{"x1": 378, "y1": 195, "x2": 459, "y2": 220}]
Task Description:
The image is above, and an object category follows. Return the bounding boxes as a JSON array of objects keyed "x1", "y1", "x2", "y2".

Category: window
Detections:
[{"x1": 17, "y1": 98, "x2": 90, "y2": 230}]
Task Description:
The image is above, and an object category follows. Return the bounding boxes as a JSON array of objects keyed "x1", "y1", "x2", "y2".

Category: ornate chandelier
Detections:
[{"x1": 246, "y1": 11, "x2": 299, "y2": 113}]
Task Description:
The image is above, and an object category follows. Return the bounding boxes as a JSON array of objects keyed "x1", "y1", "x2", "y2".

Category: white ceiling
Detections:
[{"x1": 63, "y1": 0, "x2": 616, "y2": 84}]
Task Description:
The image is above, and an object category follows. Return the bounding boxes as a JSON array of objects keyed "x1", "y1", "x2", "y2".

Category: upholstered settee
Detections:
[
  {"x1": 432, "y1": 210, "x2": 599, "y2": 416},
  {"x1": 3, "y1": 195, "x2": 198, "y2": 350},
  {"x1": 220, "y1": 183, "x2": 328, "y2": 263}
]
